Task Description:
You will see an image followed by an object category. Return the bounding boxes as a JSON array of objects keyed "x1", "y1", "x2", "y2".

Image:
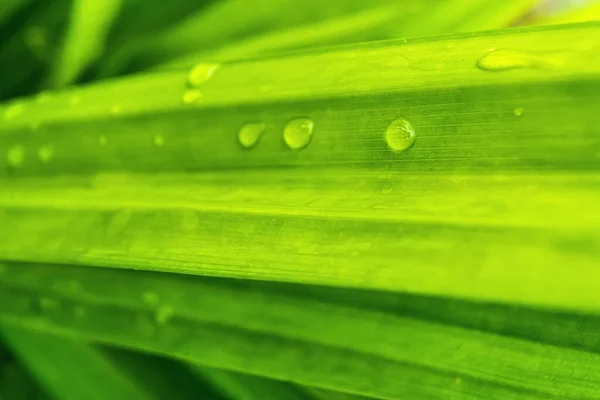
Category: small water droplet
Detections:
[
  {"x1": 38, "y1": 145, "x2": 54, "y2": 163},
  {"x1": 154, "y1": 135, "x2": 165, "y2": 147},
  {"x1": 143, "y1": 291, "x2": 159, "y2": 305},
  {"x1": 385, "y1": 118, "x2": 416, "y2": 152},
  {"x1": 284, "y1": 118, "x2": 314, "y2": 150},
  {"x1": 238, "y1": 122, "x2": 266, "y2": 149},
  {"x1": 455, "y1": 377, "x2": 463, "y2": 384},
  {"x1": 513, "y1": 107, "x2": 524, "y2": 117},
  {"x1": 69, "y1": 96, "x2": 81, "y2": 106},
  {"x1": 99, "y1": 135, "x2": 108, "y2": 145},
  {"x1": 6, "y1": 145, "x2": 25, "y2": 167},
  {"x1": 155, "y1": 306, "x2": 173, "y2": 324},
  {"x1": 111, "y1": 105, "x2": 122, "y2": 114},
  {"x1": 188, "y1": 63, "x2": 220, "y2": 87},
  {"x1": 477, "y1": 49, "x2": 559, "y2": 71},
  {"x1": 4, "y1": 103, "x2": 24, "y2": 120},
  {"x1": 39, "y1": 297, "x2": 59, "y2": 311},
  {"x1": 182, "y1": 89, "x2": 202, "y2": 104},
  {"x1": 74, "y1": 306, "x2": 86, "y2": 318}
]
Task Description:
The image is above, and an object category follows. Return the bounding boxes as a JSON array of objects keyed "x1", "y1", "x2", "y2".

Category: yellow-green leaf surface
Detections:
[
  {"x1": 2, "y1": 261, "x2": 600, "y2": 399},
  {"x1": 533, "y1": 1, "x2": 600, "y2": 25},
  {"x1": 48, "y1": 0, "x2": 122, "y2": 88},
  {"x1": 3, "y1": 22, "x2": 600, "y2": 312},
  {"x1": 1, "y1": 23, "x2": 600, "y2": 311}
]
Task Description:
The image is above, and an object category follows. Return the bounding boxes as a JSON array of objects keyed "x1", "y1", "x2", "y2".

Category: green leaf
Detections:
[
  {"x1": 0, "y1": 354, "x2": 50, "y2": 400},
  {"x1": 0, "y1": 324, "x2": 152, "y2": 400},
  {"x1": 0, "y1": 0, "x2": 71, "y2": 99},
  {"x1": 1, "y1": 23, "x2": 599, "y2": 311},
  {"x1": 2, "y1": 261, "x2": 600, "y2": 399},
  {"x1": 195, "y1": 366, "x2": 313, "y2": 400},
  {"x1": 48, "y1": 0, "x2": 122, "y2": 88}
]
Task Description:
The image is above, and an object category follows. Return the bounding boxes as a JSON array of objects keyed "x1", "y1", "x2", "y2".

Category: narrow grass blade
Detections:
[
  {"x1": 158, "y1": 4, "x2": 413, "y2": 70},
  {"x1": 1, "y1": 24, "x2": 599, "y2": 310},
  {"x1": 98, "y1": 0, "x2": 432, "y2": 75},
  {"x1": 48, "y1": 0, "x2": 122, "y2": 88},
  {"x1": 195, "y1": 366, "x2": 313, "y2": 400},
  {"x1": 0, "y1": 324, "x2": 152, "y2": 400},
  {"x1": 1, "y1": 261, "x2": 600, "y2": 399}
]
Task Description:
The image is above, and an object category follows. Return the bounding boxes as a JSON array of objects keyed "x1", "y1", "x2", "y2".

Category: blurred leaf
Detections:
[
  {"x1": 0, "y1": 0, "x2": 70, "y2": 100},
  {"x1": 0, "y1": 0, "x2": 30, "y2": 27},
  {"x1": 97, "y1": 0, "x2": 434, "y2": 76},
  {"x1": 0, "y1": 324, "x2": 152, "y2": 400},
  {"x1": 2, "y1": 261, "x2": 600, "y2": 399},
  {"x1": 0, "y1": 24, "x2": 599, "y2": 310},
  {"x1": 532, "y1": 1, "x2": 600, "y2": 25},
  {"x1": 48, "y1": 0, "x2": 122, "y2": 88},
  {"x1": 195, "y1": 366, "x2": 312, "y2": 400},
  {"x1": 101, "y1": 346, "x2": 227, "y2": 400},
  {"x1": 0, "y1": 356, "x2": 50, "y2": 400}
]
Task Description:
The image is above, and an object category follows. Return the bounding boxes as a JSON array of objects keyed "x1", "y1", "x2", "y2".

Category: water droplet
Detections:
[
  {"x1": 143, "y1": 291, "x2": 159, "y2": 305},
  {"x1": 74, "y1": 306, "x2": 86, "y2": 318},
  {"x1": 99, "y1": 135, "x2": 108, "y2": 145},
  {"x1": 182, "y1": 89, "x2": 202, "y2": 104},
  {"x1": 111, "y1": 105, "x2": 122, "y2": 114},
  {"x1": 38, "y1": 145, "x2": 54, "y2": 163},
  {"x1": 39, "y1": 297, "x2": 59, "y2": 311},
  {"x1": 477, "y1": 49, "x2": 559, "y2": 71},
  {"x1": 283, "y1": 118, "x2": 314, "y2": 150},
  {"x1": 238, "y1": 122, "x2": 266, "y2": 149},
  {"x1": 4, "y1": 103, "x2": 24, "y2": 120},
  {"x1": 69, "y1": 96, "x2": 81, "y2": 106},
  {"x1": 513, "y1": 107, "x2": 524, "y2": 117},
  {"x1": 6, "y1": 145, "x2": 25, "y2": 167},
  {"x1": 455, "y1": 377, "x2": 463, "y2": 384},
  {"x1": 155, "y1": 306, "x2": 173, "y2": 324},
  {"x1": 187, "y1": 63, "x2": 220, "y2": 87},
  {"x1": 154, "y1": 135, "x2": 165, "y2": 147},
  {"x1": 385, "y1": 118, "x2": 416, "y2": 152}
]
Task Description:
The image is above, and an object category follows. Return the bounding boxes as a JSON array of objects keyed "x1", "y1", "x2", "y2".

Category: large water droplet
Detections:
[
  {"x1": 238, "y1": 122, "x2": 266, "y2": 149},
  {"x1": 477, "y1": 49, "x2": 558, "y2": 71},
  {"x1": 182, "y1": 89, "x2": 202, "y2": 104},
  {"x1": 6, "y1": 145, "x2": 25, "y2": 167},
  {"x1": 284, "y1": 118, "x2": 314, "y2": 150},
  {"x1": 188, "y1": 63, "x2": 220, "y2": 87},
  {"x1": 385, "y1": 118, "x2": 416, "y2": 152},
  {"x1": 38, "y1": 145, "x2": 54, "y2": 163}
]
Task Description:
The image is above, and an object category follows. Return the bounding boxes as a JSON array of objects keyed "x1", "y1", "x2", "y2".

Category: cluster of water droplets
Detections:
[{"x1": 182, "y1": 63, "x2": 220, "y2": 105}]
